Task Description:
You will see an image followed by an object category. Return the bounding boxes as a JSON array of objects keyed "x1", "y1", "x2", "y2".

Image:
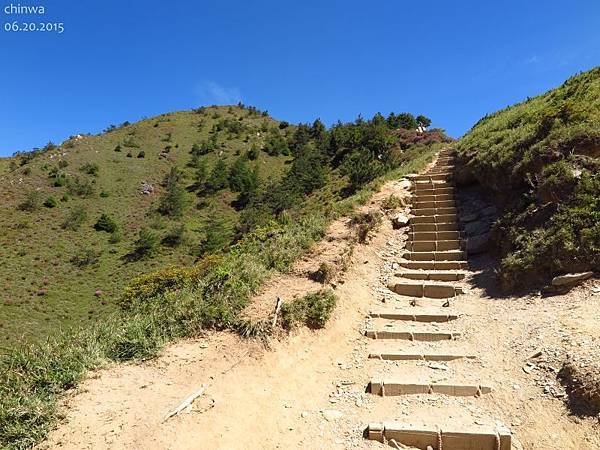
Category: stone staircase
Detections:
[{"x1": 363, "y1": 149, "x2": 512, "y2": 450}]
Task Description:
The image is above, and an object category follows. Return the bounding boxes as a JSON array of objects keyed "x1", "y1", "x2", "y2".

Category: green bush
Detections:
[
  {"x1": 114, "y1": 144, "x2": 122, "y2": 152},
  {"x1": 62, "y1": 206, "x2": 87, "y2": 230},
  {"x1": 137, "y1": 150, "x2": 145, "y2": 158},
  {"x1": 18, "y1": 192, "x2": 41, "y2": 212},
  {"x1": 67, "y1": 177, "x2": 94, "y2": 198},
  {"x1": 162, "y1": 224, "x2": 185, "y2": 247},
  {"x1": 132, "y1": 228, "x2": 158, "y2": 258},
  {"x1": 70, "y1": 249, "x2": 100, "y2": 268},
  {"x1": 281, "y1": 290, "x2": 337, "y2": 329},
  {"x1": 94, "y1": 213, "x2": 118, "y2": 233},
  {"x1": 80, "y1": 163, "x2": 99, "y2": 176},
  {"x1": 43, "y1": 196, "x2": 58, "y2": 208}
]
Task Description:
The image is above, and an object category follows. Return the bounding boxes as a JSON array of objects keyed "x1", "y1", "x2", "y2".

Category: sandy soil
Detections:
[{"x1": 42, "y1": 175, "x2": 600, "y2": 450}]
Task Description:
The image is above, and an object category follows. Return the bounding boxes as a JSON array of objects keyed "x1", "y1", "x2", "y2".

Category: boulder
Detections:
[
  {"x1": 464, "y1": 220, "x2": 489, "y2": 236},
  {"x1": 322, "y1": 409, "x2": 344, "y2": 421},
  {"x1": 481, "y1": 205, "x2": 498, "y2": 217},
  {"x1": 398, "y1": 179, "x2": 412, "y2": 190},
  {"x1": 391, "y1": 213, "x2": 410, "y2": 229},
  {"x1": 467, "y1": 232, "x2": 491, "y2": 255},
  {"x1": 551, "y1": 272, "x2": 594, "y2": 287},
  {"x1": 461, "y1": 212, "x2": 479, "y2": 223}
]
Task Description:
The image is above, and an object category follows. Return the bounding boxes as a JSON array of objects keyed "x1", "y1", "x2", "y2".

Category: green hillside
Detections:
[
  {"x1": 0, "y1": 106, "x2": 294, "y2": 349},
  {"x1": 0, "y1": 107, "x2": 449, "y2": 448},
  {"x1": 458, "y1": 67, "x2": 600, "y2": 288}
]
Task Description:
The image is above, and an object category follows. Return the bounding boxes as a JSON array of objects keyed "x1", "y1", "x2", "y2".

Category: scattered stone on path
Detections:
[
  {"x1": 551, "y1": 272, "x2": 594, "y2": 287},
  {"x1": 391, "y1": 212, "x2": 410, "y2": 229},
  {"x1": 322, "y1": 409, "x2": 344, "y2": 421}
]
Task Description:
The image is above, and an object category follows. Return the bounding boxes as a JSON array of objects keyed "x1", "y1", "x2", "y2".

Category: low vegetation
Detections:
[
  {"x1": 0, "y1": 105, "x2": 445, "y2": 448},
  {"x1": 280, "y1": 289, "x2": 337, "y2": 329},
  {"x1": 458, "y1": 67, "x2": 600, "y2": 288}
]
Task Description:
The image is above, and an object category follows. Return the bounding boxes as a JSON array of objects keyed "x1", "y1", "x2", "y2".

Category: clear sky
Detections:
[{"x1": 1, "y1": 0, "x2": 599, "y2": 156}]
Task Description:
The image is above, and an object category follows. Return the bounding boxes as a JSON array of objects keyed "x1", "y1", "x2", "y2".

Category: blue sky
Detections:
[{"x1": 1, "y1": 0, "x2": 599, "y2": 156}]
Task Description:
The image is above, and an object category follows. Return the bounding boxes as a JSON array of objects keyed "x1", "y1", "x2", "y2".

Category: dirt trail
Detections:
[{"x1": 43, "y1": 155, "x2": 600, "y2": 450}]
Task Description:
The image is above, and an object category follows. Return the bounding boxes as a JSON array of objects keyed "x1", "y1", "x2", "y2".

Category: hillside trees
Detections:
[{"x1": 158, "y1": 167, "x2": 188, "y2": 217}]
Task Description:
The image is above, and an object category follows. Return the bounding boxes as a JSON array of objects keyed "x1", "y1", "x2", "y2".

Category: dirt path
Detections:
[{"x1": 43, "y1": 155, "x2": 600, "y2": 450}]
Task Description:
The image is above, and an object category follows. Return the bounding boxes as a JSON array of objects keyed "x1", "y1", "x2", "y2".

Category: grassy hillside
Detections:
[
  {"x1": 0, "y1": 107, "x2": 449, "y2": 448},
  {"x1": 458, "y1": 67, "x2": 600, "y2": 288},
  {"x1": 0, "y1": 106, "x2": 294, "y2": 349}
]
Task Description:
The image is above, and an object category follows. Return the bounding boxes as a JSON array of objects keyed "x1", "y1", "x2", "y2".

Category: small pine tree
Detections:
[
  {"x1": 205, "y1": 159, "x2": 229, "y2": 193},
  {"x1": 94, "y1": 213, "x2": 118, "y2": 233},
  {"x1": 133, "y1": 228, "x2": 158, "y2": 257},
  {"x1": 158, "y1": 167, "x2": 188, "y2": 217}
]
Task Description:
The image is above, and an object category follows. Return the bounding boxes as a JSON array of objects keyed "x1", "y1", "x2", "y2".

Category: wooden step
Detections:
[
  {"x1": 410, "y1": 214, "x2": 458, "y2": 224},
  {"x1": 413, "y1": 187, "x2": 455, "y2": 196},
  {"x1": 399, "y1": 261, "x2": 469, "y2": 270},
  {"x1": 365, "y1": 329, "x2": 461, "y2": 341},
  {"x1": 409, "y1": 231, "x2": 461, "y2": 241},
  {"x1": 402, "y1": 250, "x2": 466, "y2": 261},
  {"x1": 369, "y1": 309, "x2": 459, "y2": 321},
  {"x1": 368, "y1": 351, "x2": 475, "y2": 361},
  {"x1": 395, "y1": 270, "x2": 466, "y2": 281},
  {"x1": 414, "y1": 193, "x2": 454, "y2": 202},
  {"x1": 408, "y1": 173, "x2": 453, "y2": 182},
  {"x1": 412, "y1": 181, "x2": 454, "y2": 191},
  {"x1": 369, "y1": 380, "x2": 492, "y2": 397},
  {"x1": 412, "y1": 199, "x2": 455, "y2": 209},
  {"x1": 410, "y1": 223, "x2": 460, "y2": 232},
  {"x1": 412, "y1": 206, "x2": 457, "y2": 216},
  {"x1": 405, "y1": 240, "x2": 463, "y2": 252},
  {"x1": 367, "y1": 422, "x2": 511, "y2": 450},
  {"x1": 388, "y1": 282, "x2": 463, "y2": 298}
]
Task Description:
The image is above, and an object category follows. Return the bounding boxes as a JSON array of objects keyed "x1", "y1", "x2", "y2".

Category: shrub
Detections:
[
  {"x1": 158, "y1": 167, "x2": 188, "y2": 217},
  {"x1": 52, "y1": 174, "x2": 67, "y2": 187},
  {"x1": 70, "y1": 249, "x2": 100, "y2": 268},
  {"x1": 382, "y1": 194, "x2": 403, "y2": 210},
  {"x1": 246, "y1": 144, "x2": 259, "y2": 160},
  {"x1": 114, "y1": 144, "x2": 122, "y2": 152},
  {"x1": 62, "y1": 206, "x2": 87, "y2": 230},
  {"x1": 311, "y1": 262, "x2": 337, "y2": 284},
  {"x1": 352, "y1": 211, "x2": 383, "y2": 243},
  {"x1": 94, "y1": 214, "x2": 118, "y2": 233},
  {"x1": 132, "y1": 228, "x2": 158, "y2": 258},
  {"x1": 281, "y1": 290, "x2": 337, "y2": 329},
  {"x1": 109, "y1": 229, "x2": 122, "y2": 244},
  {"x1": 342, "y1": 150, "x2": 384, "y2": 192},
  {"x1": 126, "y1": 152, "x2": 133, "y2": 158},
  {"x1": 58, "y1": 159, "x2": 69, "y2": 168},
  {"x1": 205, "y1": 159, "x2": 229, "y2": 193},
  {"x1": 43, "y1": 196, "x2": 58, "y2": 208},
  {"x1": 162, "y1": 224, "x2": 185, "y2": 247},
  {"x1": 67, "y1": 177, "x2": 94, "y2": 198},
  {"x1": 100, "y1": 190, "x2": 110, "y2": 198},
  {"x1": 18, "y1": 192, "x2": 41, "y2": 211},
  {"x1": 80, "y1": 163, "x2": 99, "y2": 176},
  {"x1": 137, "y1": 151, "x2": 145, "y2": 158}
]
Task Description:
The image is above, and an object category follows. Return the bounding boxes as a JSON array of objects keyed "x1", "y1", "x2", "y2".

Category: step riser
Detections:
[
  {"x1": 400, "y1": 261, "x2": 469, "y2": 270},
  {"x1": 396, "y1": 272, "x2": 466, "y2": 282},
  {"x1": 367, "y1": 423, "x2": 511, "y2": 450},
  {"x1": 369, "y1": 382, "x2": 492, "y2": 397},
  {"x1": 369, "y1": 353, "x2": 475, "y2": 361},
  {"x1": 365, "y1": 330, "x2": 460, "y2": 341},
  {"x1": 406, "y1": 241, "x2": 463, "y2": 252},
  {"x1": 369, "y1": 312, "x2": 459, "y2": 322},
  {"x1": 410, "y1": 223, "x2": 460, "y2": 232},
  {"x1": 410, "y1": 215, "x2": 458, "y2": 224},
  {"x1": 412, "y1": 207, "x2": 457, "y2": 216},
  {"x1": 402, "y1": 251, "x2": 466, "y2": 261},
  {"x1": 412, "y1": 200, "x2": 455, "y2": 209},
  {"x1": 414, "y1": 194, "x2": 454, "y2": 202},
  {"x1": 388, "y1": 283, "x2": 463, "y2": 298},
  {"x1": 413, "y1": 187, "x2": 455, "y2": 196},
  {"x1": 409, "y1": 231, "x2": 461, "y2": 241},
  {"x1": 412, "y1": 183, "x2": 454, "y2": 192},
  {"x1": 409, "y1": 174, "x2": 453, "y2": 182}
]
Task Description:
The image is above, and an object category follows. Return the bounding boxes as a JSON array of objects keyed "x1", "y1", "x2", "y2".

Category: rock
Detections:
[
  {"x1": 94, "y1": 290, "x2": 103, "y2": 297},
  {"x1": 391, "y1": 213, "x2": 410, "y2": 229},
  {"x1": 462, "y1": 212, "x2": 479, "y2": 223},
  {"x1": 467, "y1": 232, "x2": 491, "y2": 255},
  {"x1": 398, "y1": 179, "x2": 412, "y2": 190},
  {"x1": 481, "y1": 205, "x2": 498, "y2": 217},
  {"x1": 391, "y1": 262, "x2": 399, "y2": 270},
  {"x1": 322, "y1": 409, "x2": 343, "y2": 421},
  {"x1": 140, "y1": 182, "x2": 154, "y2": 195},
  {"x1": 464, "y1": 220, "x2": 489, "y2": 236},
  {"x1": 551, "y1": 272, "x2": 594, "y2": 287}
]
